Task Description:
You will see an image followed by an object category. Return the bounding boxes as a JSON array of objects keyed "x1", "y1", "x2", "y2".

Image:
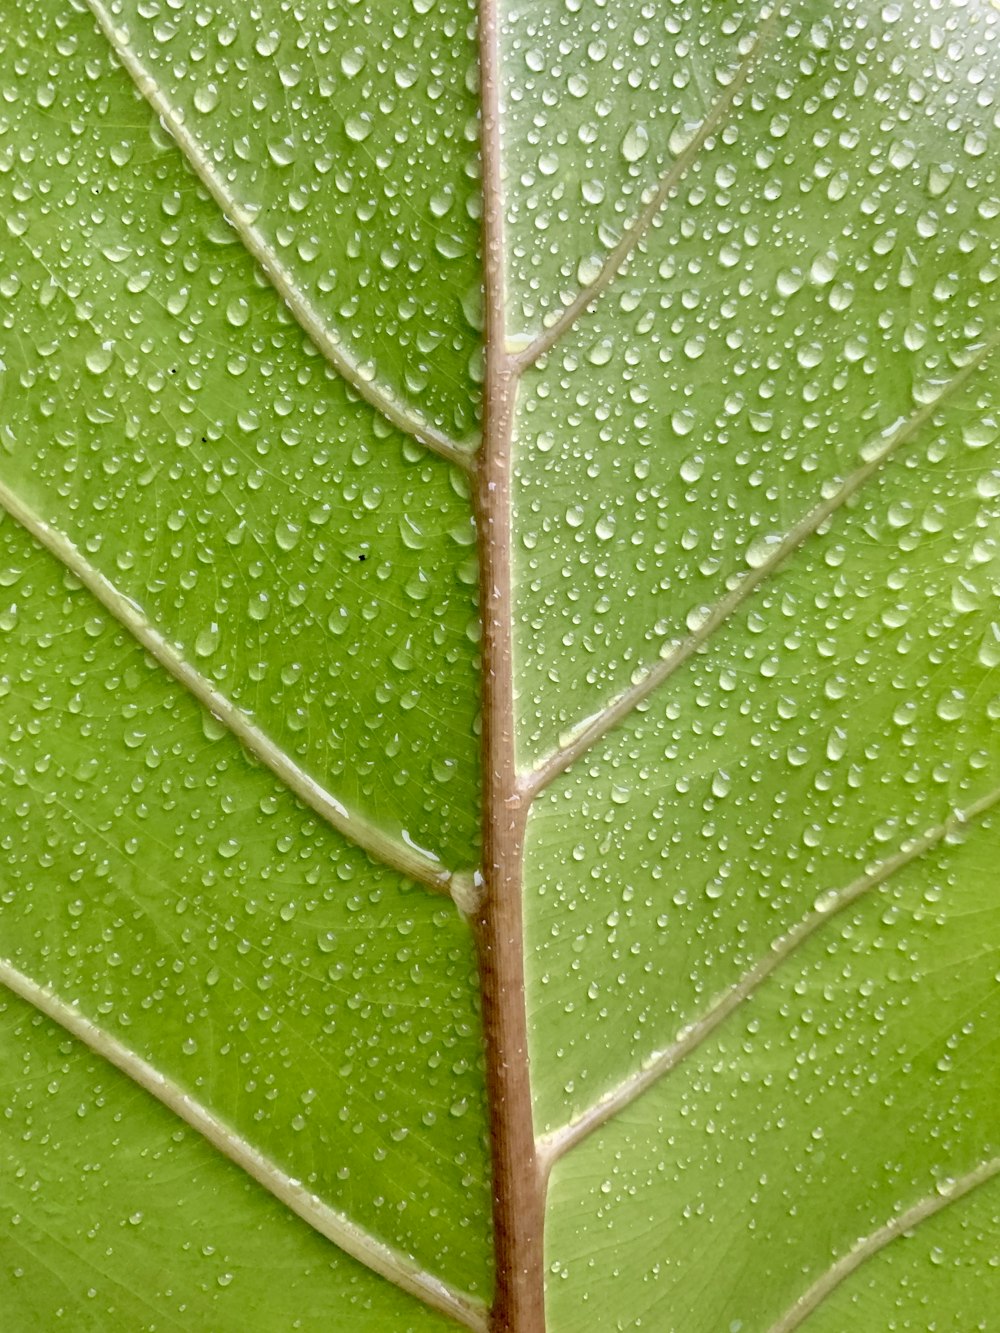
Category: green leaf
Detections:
[
  {"x1": 0, "y1": 988, "x2": 457, "y2": 1332},
  {"x1": 1, "y1": 0, "x2": 999, "y2": 1329}
]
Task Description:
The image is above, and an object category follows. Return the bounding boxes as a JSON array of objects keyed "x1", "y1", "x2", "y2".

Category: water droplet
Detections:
[
  {"x1": 622, "y1": 124, "x2": 650, "y2": 163},
  {"x1": 85, "y1": 342, "x2": 115, "y2": 375}
]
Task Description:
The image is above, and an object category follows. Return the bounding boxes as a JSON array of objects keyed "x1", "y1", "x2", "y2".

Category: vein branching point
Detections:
[{"x1": 3, "y1": 2, "x2": 998, "y2": 1330}]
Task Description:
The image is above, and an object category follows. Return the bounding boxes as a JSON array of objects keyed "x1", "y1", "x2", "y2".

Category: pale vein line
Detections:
[
  {"x1": 83, "y1": 0, "x2": 475, "y2": 474},
  {"x1": 522, "y1": 334, "x2": 998, "y2": 800},
  {"x1": 512, "y1": 6, "x2": 779, "y2": 371},
  {"x1": 538, "y1": 783, "x2": 1000, "y2": 1167},
  {"x1": 767, "y1": 1155, "x2": 1000, "y2": 1333},
  {"x1": 0, "y1": 479, "x2": 456, "y2": 897},
  {"x1": 0, "y1": 960, "x2": 487, "y2": 1333}
]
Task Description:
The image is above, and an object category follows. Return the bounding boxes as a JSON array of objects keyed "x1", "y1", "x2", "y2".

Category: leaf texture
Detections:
[
  {"x1": 2, "y1": 0, "x2": 1000, "y2": 1329},
  {"x1": 0, "y1": 988, "x2": 459, "y2": 1332}
]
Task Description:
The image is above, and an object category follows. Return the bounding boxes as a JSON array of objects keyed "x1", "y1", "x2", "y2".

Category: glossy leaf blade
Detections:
[
  {"x1": 512, "y1": 2, "x2": 1000, "y2": 1327},
  {"x1": 2, "y1": 0, "x2": 481, "y2": 868},
  {"x1": 0, "y1": 989, "x2": 460, "y2": 1332},
  {"x1": 0, "y1": 511, "x2": 490, "y2": 1301},
  {"x1": 2, "y1": 0, "x2": 999, "y2": 1328}
]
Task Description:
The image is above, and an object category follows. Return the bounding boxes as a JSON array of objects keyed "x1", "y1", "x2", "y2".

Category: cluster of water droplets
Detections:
[
  {"x1": 1, "y1": 0, "x2": 485, "y2": 866},
  {"x1": 507, "y1": 0, "x2": 1000, "y2": 1327},
  {"x1": 0, "y1": 986, "x2": 466, "y2": 1327},
  {"x1": 0, "y1": 0, "x2": 492, "y2": 1307},
  {"x1": 112, "y1": 0, "x2": 484, "y2": 438},
  {"x1": 0, "y1": 517, "x2": 490, "y2": 1294},
  {"x1": 512, "y1": 0, "x2": 998, "y2": 757}
]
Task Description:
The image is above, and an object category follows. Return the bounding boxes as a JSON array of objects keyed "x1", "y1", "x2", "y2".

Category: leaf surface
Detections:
[
  {"x1": 0, "y1": 0, "x2": 488, "y2": 1320},
  {"x1": 2, "y1": 0, "x2": 1000, "y2": 1329},
  {"x1": 0, "y1": 988, "x2": 456, "y2": 1332}
]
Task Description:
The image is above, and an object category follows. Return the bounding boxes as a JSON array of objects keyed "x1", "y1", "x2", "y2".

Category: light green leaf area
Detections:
[
  {"x1": 795, "y1": 1174, "x2": 1000, "y2": 1333},
  {"x1": 512, "y1": 0, "x2": 995, "y2": 750},
  {"x1": 0, "y1": 990, "x2": 456, "y2": 1332},
  {"x1": 94, "y1": 0, "x2": 484, "y2": 444},
  {"x1": 2, "y1": 0, "x2": 1000, "y2": 1328},
  {"x1": 525, "y1": 333, "x2": 1000, "y2": 1123},
  {"x1": 546, "y1": 822, "x2": 1000, "y2": 1330},
  {"x1": 0, "y1": 518, "x2": 490, "y2": 1295},
  {"x1": 515, "y1": 1, "x2": 1000, "y2": 1330},
  {"x1": 2, "y1": 0, "x2": 481, "y2": 869}
]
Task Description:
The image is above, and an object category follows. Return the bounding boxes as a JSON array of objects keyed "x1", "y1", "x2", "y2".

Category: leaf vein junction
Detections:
[
  {"x1": 538, "y1": 782, "x2": 1000, "y2": 1165},
  {"x1": 0, "y1": 478, "x2": 457, "y2": 897},
  {"x1": 0, "y1": 959, "x2": 488, "y2": 1333},
  {"x1": 521, "y1": 334, "x2": 999, "y2": 800},
  {"x1": 84, "y1": 0, "x2": 475, "y2": 473}
]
